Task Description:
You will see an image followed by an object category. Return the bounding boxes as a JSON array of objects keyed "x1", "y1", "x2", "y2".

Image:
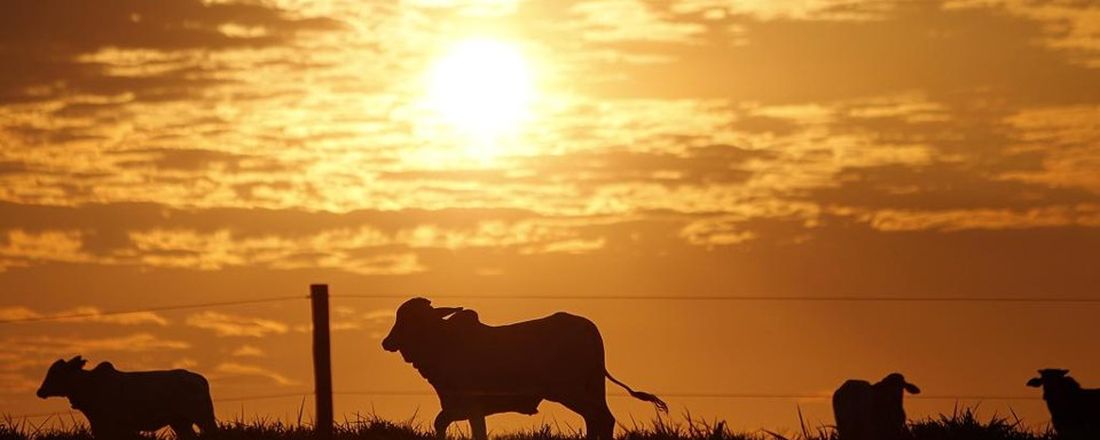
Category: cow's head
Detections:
[
  {"x1": 878, "y1": 372, "x2": 921, "y2": 395},
  {"x1": 1027, "y1": 368, "x2": 1072, "y2": 388},
  {"x1": 382, "y1": 297, "x2": 463, "y2": 356},
  {"x1": 36, "y1": 356, "x2": 87, "y2": 399}
]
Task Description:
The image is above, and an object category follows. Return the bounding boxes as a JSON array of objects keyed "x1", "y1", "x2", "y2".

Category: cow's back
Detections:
[
  {"x1": 90, "y1": 369, "x2": 213, "y2": 431},
  {"x1": 833, "y1": 380, "x2": 873, "y2": 440}
]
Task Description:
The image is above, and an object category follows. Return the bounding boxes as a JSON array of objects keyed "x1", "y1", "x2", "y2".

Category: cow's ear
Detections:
[
  {"x1": 904, "y1": 383, "x2": 921, "y2": 394},
  {"x1": 1027, "y1": 378, "x2": 1043, "y2": 387},
  {"x1": 67, "y1": 356, "x2": 87, "y2": 369}
]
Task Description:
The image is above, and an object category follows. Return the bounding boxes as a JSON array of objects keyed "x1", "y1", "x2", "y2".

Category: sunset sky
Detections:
[{"x1": 2, "y1": 0, "x2": 1099, "y2": 435}]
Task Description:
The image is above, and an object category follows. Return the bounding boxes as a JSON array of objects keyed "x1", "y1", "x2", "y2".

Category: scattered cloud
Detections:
[
  {"x1": 571, "y1": 0, "x2": 706, "y2": 43},
  {"x1": 848, "y1": 204, "x2": 1100, "y2": 232},
  {"x1": 215, "y1": 362, "x2": 299, "y2": 386},
  {"x1": 230, "y1": 345, "x2": 265, "y2": 357},
  {"x1": 185, "y1": 311, "x2": 289, "y2": 337},
  {"x1": 672, "y1": 0, "x2": 894, "y2": 21},
  {"x1": 680, "y1": 217, "x2": 758, "y2": 247},
  {"x1": 0, "y1": 306, "x2": 167, "y2": 326},
  {"x1": 0, "y1": 333, "x2": 190, "y2": 356}
]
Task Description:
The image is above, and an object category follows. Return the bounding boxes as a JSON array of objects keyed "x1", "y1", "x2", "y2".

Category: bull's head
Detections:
[
  {"x1": 879, "y1": 372, "x2": 921, "y2": 395},
  {"x1": 36, "y1": 356, "x2": 87, "y2": 399},
  {"x1": 1027, "y1": 368, "x2": 1071, "y2": 388},
  {"x1": 381, "y1": 297, "x2": 463, "y2": 357}
]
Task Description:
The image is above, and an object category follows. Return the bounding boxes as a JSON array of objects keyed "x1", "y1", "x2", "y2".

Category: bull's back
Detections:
[{"x1": 469, "y1": 312, "x2": 606, "y2": 385}]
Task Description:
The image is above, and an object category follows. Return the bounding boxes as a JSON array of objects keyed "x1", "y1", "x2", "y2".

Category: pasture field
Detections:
[{"x1": 0, "y1": 409, "x2": 1055, "y2": 440}]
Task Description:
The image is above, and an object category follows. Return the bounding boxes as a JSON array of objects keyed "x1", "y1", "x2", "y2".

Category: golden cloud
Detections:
[
  {"x1": 853, "y1": 204, "x2": 1100, "y2": 231},
  {"x1": 185, "y1": 311, "x2": 290, "y2": 338},
  {"x1": 215, "y1": 362, "x2": 299, "y2": 386},
  {"x1": 0, "y1": 306, "x2": 167, "y2": 326}
]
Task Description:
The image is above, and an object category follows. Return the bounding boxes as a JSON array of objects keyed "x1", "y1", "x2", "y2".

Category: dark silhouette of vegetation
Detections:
[{"x1": 0, "y1": 409, "x2": 1059, "y2": 440}]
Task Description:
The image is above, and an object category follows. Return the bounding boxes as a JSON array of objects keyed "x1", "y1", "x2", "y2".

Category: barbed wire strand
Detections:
[
  {"x1": 333, "y1": 293, "x2": 1100, "y2": 304},
  {"x1": 4, "y1": 292, "x2": 1098, "y2": 326},
  {"x1": 0, "y1": 296, "x2": 306, "y2": 325},
  {"x1": 331, "y1": 390, "x2": 1041, "y2": 401}
]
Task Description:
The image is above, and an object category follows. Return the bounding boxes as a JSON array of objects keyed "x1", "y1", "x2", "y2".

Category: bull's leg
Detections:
[
  {"x1": 583, "y1": 404, "x2": 615, "y2": 440},
  {"x1": 468, "y1": 415, "x2": 488, "y2": 440},
  {"x1": 434, "y1": 410, "x2": 456, "y2": 440},
  {"x1": 558, "y1": 396, "x2": 615, "y2": 440}
]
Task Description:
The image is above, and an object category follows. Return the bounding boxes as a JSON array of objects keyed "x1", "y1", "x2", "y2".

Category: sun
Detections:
[{"x1": 423, "y1": 38, "x2": 534, "y2": 155}]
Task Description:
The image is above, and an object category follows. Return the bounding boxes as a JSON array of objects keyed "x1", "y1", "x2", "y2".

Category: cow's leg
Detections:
[
  {"x1": 196, "y1": 398, "x2": 218, "y2": 435},
  {"x1": 468, "y1": 415, "x2": 488, "y2": 440},
  {"x1": 171, "y1": 421, "x2": 197, "y2": 439},
  {"x1": 434, "y1": 410, "x2": 457, "y2": 440},
  {"x1": 197, "y1": 415, "x2": 218, "y2": 436},
  {"x1": 88, "y1": 421, "x2": 133, "y2": 440}
]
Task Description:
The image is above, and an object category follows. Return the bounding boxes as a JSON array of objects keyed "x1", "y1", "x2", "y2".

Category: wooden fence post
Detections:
[{"x1": 310, "y1": 284, "x2": 333, "y2": 439}]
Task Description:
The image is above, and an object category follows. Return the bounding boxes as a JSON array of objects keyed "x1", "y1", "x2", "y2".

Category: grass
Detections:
[{"x1": 0, "y1": 409, "x2": 1057, "y2": 440}]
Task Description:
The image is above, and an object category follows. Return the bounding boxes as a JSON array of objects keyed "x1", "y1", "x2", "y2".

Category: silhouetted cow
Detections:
[
  {"x1": 1027, "y1": 368, "x2": 1100, "y2": 439},
  {"x1": 37, "y1": 356, "x2": 216, "y2": 439},
  {"x1": 382, "y1": 297, "x2": 667, "y2": 440},
  {"x1": 832, "y1": 373, "x2": 920, "y2": 440}
]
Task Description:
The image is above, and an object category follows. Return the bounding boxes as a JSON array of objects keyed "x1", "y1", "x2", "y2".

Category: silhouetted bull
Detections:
[
  {"x1": 382, "y1": 297, "x2": 667, "y2": 440},
  {"x1": 1027, "y1": 368, "x2": 1100, "y2": 439},
  {"x1": 37, "y1": 356, "x2": 216, "y2": 439},
  {"x1": 832, "y1": 373, "x2": 920, "y2": 440}
]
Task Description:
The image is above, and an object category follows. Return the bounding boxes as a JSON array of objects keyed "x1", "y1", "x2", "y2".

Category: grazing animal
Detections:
[
  {"x1": 36, "y1": 356, "x2": 216, "y2": 439},
  {"x1": 382, "y1": 297, "x2": 667, "y2": 440},
  {"x1": 1027, "y1": 368, "x2": 1100, "y2": 439},
  {"x1": 832, "y1": 373, "x2": 920, "y2": 440}
]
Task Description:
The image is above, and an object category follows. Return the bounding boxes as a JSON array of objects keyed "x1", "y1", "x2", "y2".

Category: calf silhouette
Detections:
[
  {"x1": 1027, "y1": 368, "x2": 1100, "y2": 439},
  {"x1": 382, "y1": 297, "x2": 667, "y2": 440},
  {"x1": 832, "y1": 373, "x2": 920, "y2": 440},
  {"x1": 37, "y1": 356, "x2": 216, "y2": 439}
]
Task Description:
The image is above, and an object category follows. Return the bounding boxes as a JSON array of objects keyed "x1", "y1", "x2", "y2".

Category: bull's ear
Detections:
[
  {"x1": 904, "y1": 383, "x2": 921, "y2": 394},
  {"x1": 1027, "y1": 378, "x2": 1043, "y2": 387},
  {"x1": 434, "y1": 307, "x2": 463, "y2": 319}
]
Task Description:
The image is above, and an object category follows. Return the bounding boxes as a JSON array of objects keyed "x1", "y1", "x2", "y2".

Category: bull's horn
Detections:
[{"x1": 434, "y1": 307, "x2": 463, "y2": 318}]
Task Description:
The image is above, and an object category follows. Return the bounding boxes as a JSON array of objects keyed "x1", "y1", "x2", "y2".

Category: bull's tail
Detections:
[{"x1": 605, "y1": 370, "x2": 669, "y2": 413}]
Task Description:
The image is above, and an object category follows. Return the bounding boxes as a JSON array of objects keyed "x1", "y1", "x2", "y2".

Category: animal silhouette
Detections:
[
  {"x1": 382, "y1": 297, "x2": 667, "y2": 440},
  {"x1": 832, "y1": 372, "x2": 920, "y2": 440},
  {"x1": 36, "y1": 356, "x2": 216, "y2": 439},
  {"x1": 1027, "y1": 368, "x2": 1100, "y2": 439}
]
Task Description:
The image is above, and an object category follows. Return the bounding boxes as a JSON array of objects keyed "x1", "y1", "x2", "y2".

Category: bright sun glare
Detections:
[{"x1": 425, "y1": 38, "x2": 534, "y2": 156}]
